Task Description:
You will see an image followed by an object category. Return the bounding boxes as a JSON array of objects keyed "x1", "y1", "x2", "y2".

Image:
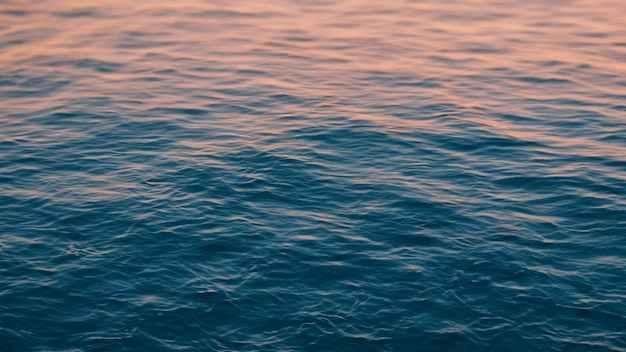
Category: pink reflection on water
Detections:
[{"x1": 1, "y1": 0, "x2": 624, "y2": 156}]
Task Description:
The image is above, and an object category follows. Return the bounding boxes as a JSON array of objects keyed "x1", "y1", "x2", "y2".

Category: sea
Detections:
[{"x1": 1, "y1": 0, "x2": 625, "y2": 351}]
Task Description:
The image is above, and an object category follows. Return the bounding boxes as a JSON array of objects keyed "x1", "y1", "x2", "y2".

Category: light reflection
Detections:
[{"x1": 1, "y1": 0, "x2": 624, "y2": 158}]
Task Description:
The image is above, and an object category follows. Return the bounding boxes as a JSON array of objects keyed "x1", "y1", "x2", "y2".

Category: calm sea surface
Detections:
[{"x1": 1, "y1": 0, "x2": 625, "y2": 351}]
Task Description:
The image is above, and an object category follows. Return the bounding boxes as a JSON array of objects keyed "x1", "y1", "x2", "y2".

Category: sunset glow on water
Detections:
[{"x1": 1, "y1": 1, "x2": 625, "y2": 351}]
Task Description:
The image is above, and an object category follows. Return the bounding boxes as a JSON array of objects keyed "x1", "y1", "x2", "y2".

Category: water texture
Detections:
[{"x1": 1, "y1": 0, "x2": 625, "y2": 351}]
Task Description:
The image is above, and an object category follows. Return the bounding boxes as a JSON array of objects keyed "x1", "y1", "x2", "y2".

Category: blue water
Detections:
[{"x1": 1, "y1": 0, "x2": 625, "y2": 351}]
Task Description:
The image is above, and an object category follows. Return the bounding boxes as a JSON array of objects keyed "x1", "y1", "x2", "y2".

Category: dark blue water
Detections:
[{"x1": 1, "y1": 0, "x2": 625, "y2": 351}]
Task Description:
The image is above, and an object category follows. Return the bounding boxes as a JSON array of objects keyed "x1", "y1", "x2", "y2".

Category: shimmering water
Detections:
[{"x1": 1, "y1": 0, "x2": 625, "y2": 351}]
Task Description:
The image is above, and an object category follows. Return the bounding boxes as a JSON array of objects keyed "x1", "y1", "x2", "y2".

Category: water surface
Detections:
[{"x1": 1, "y1": 0, "x2": 625, "y2": 351}]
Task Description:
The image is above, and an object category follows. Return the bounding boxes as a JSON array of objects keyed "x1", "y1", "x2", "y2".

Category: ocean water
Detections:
[{"x1": 1, "y1": 0, "x2": 625, "y2": 351}]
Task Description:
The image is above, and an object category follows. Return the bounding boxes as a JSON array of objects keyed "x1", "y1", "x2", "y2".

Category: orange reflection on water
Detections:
[{"x1": 1, "y1": 0, "x2": 625, "y2": 154}]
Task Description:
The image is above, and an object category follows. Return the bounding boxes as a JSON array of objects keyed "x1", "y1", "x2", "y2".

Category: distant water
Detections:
[{"x1": 1, "y1": 0, "x2": 625, "y2": 351}]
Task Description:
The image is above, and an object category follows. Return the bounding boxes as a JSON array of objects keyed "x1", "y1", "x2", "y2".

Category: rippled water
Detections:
[{"x1": 1, "y1": 0, "x2": 625, "y2": 351}]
